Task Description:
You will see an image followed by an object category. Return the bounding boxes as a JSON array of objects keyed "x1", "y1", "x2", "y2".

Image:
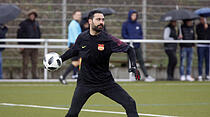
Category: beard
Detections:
[{"x1": 91, "y1": 23, "x2": 104, "y2": 32}]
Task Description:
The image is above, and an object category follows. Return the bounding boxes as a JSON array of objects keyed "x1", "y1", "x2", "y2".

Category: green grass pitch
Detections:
[{"x1": 0, "y1": 81, "x2": 210, "y2": 117}]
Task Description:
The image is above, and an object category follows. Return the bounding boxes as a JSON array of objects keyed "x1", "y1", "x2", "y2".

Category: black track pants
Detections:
[{"x1": 65, "y1": 83, "x2": 139, "y2": 117}]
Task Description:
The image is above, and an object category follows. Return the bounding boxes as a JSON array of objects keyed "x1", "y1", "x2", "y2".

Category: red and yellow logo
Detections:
[{"x1": 98, "y1": 44, "x2": 104, "y2": 51}]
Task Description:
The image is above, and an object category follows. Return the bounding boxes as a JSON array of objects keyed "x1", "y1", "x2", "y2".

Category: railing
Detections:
[
  {"x1": 3, "y1": 0, "x2": 210, "y2": 63},
  {"x1": 0, "y1": 39, "x2": 209, "y2": 82}
]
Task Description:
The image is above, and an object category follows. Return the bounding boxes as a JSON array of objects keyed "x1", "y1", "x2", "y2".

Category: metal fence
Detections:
[{"x1": 0, "y1": 39, "x2": 209, "y2": 82}]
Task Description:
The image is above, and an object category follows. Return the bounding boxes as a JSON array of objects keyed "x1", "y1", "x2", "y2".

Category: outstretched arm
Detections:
[
  {"x1": 110, "y1": 35, "x2": 141, "y2": 80},
  {"x1": 127, "y1": 46, "x2": 137, "y2": 68},
  {"x1": 60, "y1": 47, "x2": 79, "y2": 62},
  {"x1": 60, "y1": 35, "x2": 81, "y2": 62},
  {"x1": 127, "y1": 46, "x2": 141, "y2": 80}
]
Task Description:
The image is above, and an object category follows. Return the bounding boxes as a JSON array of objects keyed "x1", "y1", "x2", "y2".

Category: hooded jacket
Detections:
[{"x1": 122, "y1": 9, "x2": 143, "y2": 48}]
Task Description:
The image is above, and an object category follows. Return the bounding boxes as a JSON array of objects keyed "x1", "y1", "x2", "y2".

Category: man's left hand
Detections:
[{"x1": 128, "y1": 67, "x2": 141, "y2": 80}]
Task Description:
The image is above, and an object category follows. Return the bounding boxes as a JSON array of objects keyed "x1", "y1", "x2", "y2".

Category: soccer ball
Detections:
[{"x1": 43, "y1": 52, "x2": 62, "y2": 71}]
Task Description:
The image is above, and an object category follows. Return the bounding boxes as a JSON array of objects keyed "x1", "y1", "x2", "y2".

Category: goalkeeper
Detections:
[{"x1": 60, "y1": 10, "x2": 140, "y2": 117}]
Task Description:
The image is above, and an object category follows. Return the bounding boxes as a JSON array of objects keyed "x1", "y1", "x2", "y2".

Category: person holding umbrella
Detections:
[
  {"x1": 0, "y1": 4, "x2": 21, "y2": 79},
  {"x1": 179, "y1": 19, "x2": 195, "y2": 81},
  {"x1": 196, "y1": 16, "x2": 210, "y2": 81},
  {"x1": 195, "y1": 8, "x2": 210, "y2": 81},
  {"x1": 163, "y1": 21, "x2": 178, "y2": 81},
  {"x1": 160, "y1": 8, "x2": 199, "y2": 81}
]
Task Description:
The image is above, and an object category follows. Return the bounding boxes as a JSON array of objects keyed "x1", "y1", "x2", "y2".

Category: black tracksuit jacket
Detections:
[{"x1": 61, "y1": 30, "x2": 136, "y2": 86}]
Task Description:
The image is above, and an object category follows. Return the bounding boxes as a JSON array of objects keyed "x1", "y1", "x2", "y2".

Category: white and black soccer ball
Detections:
[{"x1": 43, "y1": 52, "x2": 62, "y2": 71}]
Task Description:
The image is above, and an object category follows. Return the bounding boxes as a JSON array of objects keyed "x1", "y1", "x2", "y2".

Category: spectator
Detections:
[
  {"x1": 163, "y1": 21, "x2": 178, "y2": 81},
  {"x1": 80, "y1": 18, "x2": 89, "y2": 32},
  {"x1": 122, "y1": 9, "x2": 155, "y2": 82},
  {"x1": 0, "y1": 24, "x2": 8, "y2": 79},
  {"x1": 196, "y1": 16, "x2": 210, "y2": 81},
  {"x1": 179, "y1": 20, "x2": 195, "y2": 81},
  {"x1": 17, "y1": 9, "x2": 41, "y2": 79},
  {"x1": 59, "y1": 10, "x2": 82, "y2": 84}
]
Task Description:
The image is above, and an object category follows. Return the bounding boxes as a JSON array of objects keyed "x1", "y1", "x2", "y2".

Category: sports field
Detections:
[{"x1": 0, "y1": 81, "x2": 210, "y2": 117}]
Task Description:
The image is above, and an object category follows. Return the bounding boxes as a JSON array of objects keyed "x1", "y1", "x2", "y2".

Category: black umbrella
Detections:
[
  {"x1": 82, "y1": 8, "x2": 116, "y2": 19},
  {"x1": 0, "y1": 4, "x2": 21, "y2": 24},
  {"x1": 160, "y1": 9, "x2": 199, "y2": 22}
]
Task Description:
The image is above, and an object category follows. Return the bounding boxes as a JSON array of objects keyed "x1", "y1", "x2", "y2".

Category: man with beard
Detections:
[{"x1": 60, "y1": 10, "x2": 140, "y2": 117}]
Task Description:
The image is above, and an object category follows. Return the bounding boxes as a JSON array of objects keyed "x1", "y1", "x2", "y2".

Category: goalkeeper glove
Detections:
[{"x1": 128, "y1": 67, "x2": 141, "y2": 80}]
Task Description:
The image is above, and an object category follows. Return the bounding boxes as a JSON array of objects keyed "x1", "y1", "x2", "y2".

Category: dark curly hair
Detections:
[{"x1": 88, "y1": 10, "x2": 104, "y2": 20}]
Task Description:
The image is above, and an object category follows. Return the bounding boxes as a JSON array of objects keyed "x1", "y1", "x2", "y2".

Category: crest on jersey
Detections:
[{"x1": 98, "y1": 44, "x2": 104, "y2": 51}]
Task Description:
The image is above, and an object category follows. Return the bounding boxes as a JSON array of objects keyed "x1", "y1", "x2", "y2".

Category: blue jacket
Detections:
[
  {"x1": 68, "y1": 20, "x2": 81, "y2": 47},
  {"x1": 122, "y1": 9, "x2": 143, "y2": 48}
]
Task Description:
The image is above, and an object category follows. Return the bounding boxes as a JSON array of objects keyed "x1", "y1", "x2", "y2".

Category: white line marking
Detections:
[
  {"x1": 0, "y1": 83, "x2": 210, "y2": 87},
  {"x1": 120, "y1": 83, "x2": 210, "y2": 86},
  {"x1": 0, "y1": 84, "x2": 75, "y2": 87},
  {"x1": 0, "y1": 103, "x2": 178, "y2": 117}
]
